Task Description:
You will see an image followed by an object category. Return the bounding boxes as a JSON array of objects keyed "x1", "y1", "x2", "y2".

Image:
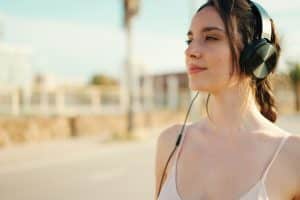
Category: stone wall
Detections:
[
  {"x1": 0, "y1": 110, "x2": 186, "y2": 148},
  {"x1": 0, "y1": 117, "x2": 71, "y2": 147}
]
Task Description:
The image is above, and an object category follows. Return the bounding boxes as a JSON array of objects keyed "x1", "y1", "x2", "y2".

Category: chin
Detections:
[
  {"x1": 188, "y1": 77, "x2": 225, "y2": 94},
  {"x1": 189, "y1": 83, "x2": 210, "y2": 92}
]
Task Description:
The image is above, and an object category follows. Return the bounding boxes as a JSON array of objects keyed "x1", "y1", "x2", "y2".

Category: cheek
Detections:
[
  {"x1": 186, "y1": 42, "x2": 236, "y2": 92},
  {"x1": 205, "y1": 45, "x2": 233, "y2": 90},
  {"x1": 210, "y1": 46, "x2": 232, "y2": 76}
]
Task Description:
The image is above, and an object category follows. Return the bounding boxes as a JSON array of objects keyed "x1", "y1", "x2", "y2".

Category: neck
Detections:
[{"x1": 206, "y1": 83, "x2": 269, "y2": 136}]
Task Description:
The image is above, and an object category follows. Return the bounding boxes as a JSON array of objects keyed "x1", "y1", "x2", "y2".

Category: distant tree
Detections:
[
  {"x1": 89, "y1": 74, "x2": 118, "y2": 86},
  {"x1": 288, "y1": 62, "x2": 300, "y2": 111}
]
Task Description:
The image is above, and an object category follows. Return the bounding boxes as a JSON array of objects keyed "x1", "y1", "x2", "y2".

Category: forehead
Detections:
[{"x1": 190, "y1": 6, "x2": 225, "y2": 32}]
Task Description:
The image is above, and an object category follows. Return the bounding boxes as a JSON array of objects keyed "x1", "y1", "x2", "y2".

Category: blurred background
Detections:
[{"x1": 0, "y1": 0, "x2": 299, "y2": 199}]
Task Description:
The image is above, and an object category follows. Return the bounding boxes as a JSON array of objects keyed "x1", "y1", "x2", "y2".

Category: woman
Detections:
[{"x1": 154, "y1": 0, "x2": 300, "y2": 199}]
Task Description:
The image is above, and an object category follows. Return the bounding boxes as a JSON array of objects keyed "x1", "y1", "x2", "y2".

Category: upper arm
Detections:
[
  {"x1": 154, "y1": 124, "x2": 182, "y2": 200},
  {"x1": 285, "y1": 134, "x2": 300, "y2": 198}
]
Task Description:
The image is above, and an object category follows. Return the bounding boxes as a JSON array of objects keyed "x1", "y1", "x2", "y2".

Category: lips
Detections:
[{"x1": 188, "y1": 64, "x2": 207, "y2": 74}]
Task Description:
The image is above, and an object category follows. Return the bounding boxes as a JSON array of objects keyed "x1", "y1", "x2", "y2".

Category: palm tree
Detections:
[
  {"x1": 123, "y1": 0, "x2": 140, "y2": 135},
  {"x1": 288, "y1": 62, "x2": 300, "y2": 112},
  {"x1": 124, "y1": 0, "x2": 139, "y2": 28}
]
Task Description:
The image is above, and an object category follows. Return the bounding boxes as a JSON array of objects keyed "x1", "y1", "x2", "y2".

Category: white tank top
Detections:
[{"x1": 158, "y1": 129, "x2": 290, "y2": 200}]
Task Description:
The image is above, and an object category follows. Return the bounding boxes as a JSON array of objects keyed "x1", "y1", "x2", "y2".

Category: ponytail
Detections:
[{"x1": 254, "y1": 77, "x2": 277, "y2": 122}]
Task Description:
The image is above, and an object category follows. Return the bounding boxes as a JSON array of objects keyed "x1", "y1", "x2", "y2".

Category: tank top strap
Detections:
[
  {"x1": 173, "y1": 124, "x2": 189, "y2": 167},
  {"x1": 261, "y1": 134, "x2": 290, "y2": 182}
]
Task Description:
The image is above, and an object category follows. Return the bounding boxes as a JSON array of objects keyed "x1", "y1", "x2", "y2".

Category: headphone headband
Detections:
[{"x1": 249, "y1": 1, "x2": 272, "y2": 42}]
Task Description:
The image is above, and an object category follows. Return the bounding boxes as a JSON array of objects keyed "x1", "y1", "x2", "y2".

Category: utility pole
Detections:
[{"x1": 123, "y1": 0, "x2": 140, "y2": 136}]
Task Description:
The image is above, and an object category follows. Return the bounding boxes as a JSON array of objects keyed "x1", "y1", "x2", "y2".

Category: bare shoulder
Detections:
[
  {"x1": 155, "y1": 120, "x2": 204, "y2": 157},
  {"x1": 286, "y1": 133, "x2": 300, "y2": 176},
  {"x1": 156, "y1": 124, "x2": 183, "y2": 148},
  {"x1": 155, "y1": 124, "x2": 184, "y2": 171},
  {"x1": 154, "y1": 124, "x2": 183, "y2": 199},
  {"x1": 281, "y1": 131, "x2": 300, "y2": 197},
  {"x1": 273, "y1": 128, "x2": 300, "y2": 164},
  {"x1": 284, "y1": 132, "x2": 300, "y2": 166}
]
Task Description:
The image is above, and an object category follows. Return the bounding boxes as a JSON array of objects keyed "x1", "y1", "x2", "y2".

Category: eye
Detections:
[
  {"x1": 185, "y1": 39, "x2": 192, "y2": 45},
  {"x1": 205, "y1": 36, "x2": 218, "y2": 41}
]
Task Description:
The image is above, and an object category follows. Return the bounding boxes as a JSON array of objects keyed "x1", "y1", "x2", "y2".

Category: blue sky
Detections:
[{"x1": 0, "y1": 0, "x2": 299, "y2": 82}]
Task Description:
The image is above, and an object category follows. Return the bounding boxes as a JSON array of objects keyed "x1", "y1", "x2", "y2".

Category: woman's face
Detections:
[{"x1": 185, "y1": 6, "x2": 236, "y2": 93}]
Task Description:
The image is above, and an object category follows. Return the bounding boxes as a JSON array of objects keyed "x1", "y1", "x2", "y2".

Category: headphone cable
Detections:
[{"x1": 156, "y1": 91, "x2": 200, "y2": 199}]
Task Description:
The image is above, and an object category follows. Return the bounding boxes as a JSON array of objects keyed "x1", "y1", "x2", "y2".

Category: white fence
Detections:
[{"x1": 0, "y1": 77, "x2": 197, "y2": 116}]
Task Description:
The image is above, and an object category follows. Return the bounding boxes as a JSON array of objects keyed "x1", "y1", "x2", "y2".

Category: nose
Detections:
[{"x1": 185, "y1": 41, "x2": 203, "y2": 59}]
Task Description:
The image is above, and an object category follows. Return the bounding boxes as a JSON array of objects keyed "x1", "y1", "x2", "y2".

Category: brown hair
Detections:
[{"x1": 198, "y1": 0, "x2": 281, "y2": 122}]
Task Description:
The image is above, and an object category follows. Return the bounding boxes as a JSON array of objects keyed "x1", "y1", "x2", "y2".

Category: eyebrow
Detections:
[{"x1": 187, "y1": 26, "x2": 225, "y2": 36}]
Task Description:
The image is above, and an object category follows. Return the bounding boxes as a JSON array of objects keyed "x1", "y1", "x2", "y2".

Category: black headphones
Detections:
[{"x1": 240, "y1": 1, "x2": 277, "y2": 80}]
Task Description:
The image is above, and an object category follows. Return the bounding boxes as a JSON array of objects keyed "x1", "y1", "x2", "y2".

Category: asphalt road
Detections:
[{"x1": 0, "y1": 135, "x2": 158, "y2": 200}]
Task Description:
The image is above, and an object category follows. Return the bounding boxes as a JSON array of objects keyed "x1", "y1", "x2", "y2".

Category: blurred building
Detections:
[
  {"x1": 0, "y1": 17, "x2": 33, "y2": 88},
  {"x1": 139, "y1": 70, "x2": 193, "y2": 111}
]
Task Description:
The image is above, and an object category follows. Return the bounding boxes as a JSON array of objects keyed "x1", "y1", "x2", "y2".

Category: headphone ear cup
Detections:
[
  {"x1": 240, "y1": 41, "x2": 257, "y2": 75},
  {"x1": 240, "y1": 39, "x2": 277, "y2": 79}
]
